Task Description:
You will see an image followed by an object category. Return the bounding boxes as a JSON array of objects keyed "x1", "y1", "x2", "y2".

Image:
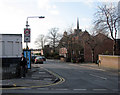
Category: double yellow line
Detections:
[{"x1": 1, "y1": 67, "x2": 65, "y2": 90}]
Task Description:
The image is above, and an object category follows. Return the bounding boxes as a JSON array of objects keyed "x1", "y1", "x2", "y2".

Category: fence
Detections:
[{"x1": 2, "y1": 57, "x2": 21, "y2": 79}]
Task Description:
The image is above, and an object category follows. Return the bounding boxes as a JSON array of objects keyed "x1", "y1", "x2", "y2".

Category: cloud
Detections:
[
  {"x1": 55, "y1": 0, "x2": 119, "y2": 8},
  {"x1": 37, "y1": 0, "x2": 60, "y2": 15},
  {"x1": 97, "y1": 0, "x2": 119, "y2": 2},
  {"x1": 56, "y1": 0, "x2": 94, "y2": 2},
  {"x1": 75, "y1": 18, "x2": 92, "y2": 31},
  {"x1": 37, "y1": 0, "x2": 50, "y2": 10},
  {"x1": 80, "y1": 18, "x2": 91, "y2": 22},
  {"x1": 49, "y1": 10, "x2": 59, "y2": 15},
  {"x1": 56, "y1": 0, "x2": 119, "y2": 2}
]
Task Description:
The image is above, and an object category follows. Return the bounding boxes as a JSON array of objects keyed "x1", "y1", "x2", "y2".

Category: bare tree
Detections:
[
  {"x1": 94, "y1": 3, "x2": 119, "y2": 55},
  {"x1": 47, "y1": 27, "x2": 61, "y2": 53},
  {"x1": 34, "y1": 34, "x2": 47, "y2": 49}
]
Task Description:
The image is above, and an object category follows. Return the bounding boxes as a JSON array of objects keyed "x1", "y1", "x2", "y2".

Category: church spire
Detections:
[
  {"x1": 74, "y1": 17, "x2": 81, "y2": 35},
  {"x1": 77, "y1": 17, "x2": 79, "y2": 31}
]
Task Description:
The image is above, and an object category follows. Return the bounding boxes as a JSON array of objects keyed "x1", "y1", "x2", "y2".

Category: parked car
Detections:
[
  {"x1": 35, "y1": 56, "x2": 44, "y2": 64},
  {"x1": 31, "y1": 55, "x2": 37, "y2": 63},
  {"x1": 41, "y1": 56, "x2": 46, "y2": 61}
]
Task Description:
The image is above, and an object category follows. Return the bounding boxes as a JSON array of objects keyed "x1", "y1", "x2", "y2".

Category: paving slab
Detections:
[{"x1": 1, "y1": 66, "x2": 58, "y2": 89}]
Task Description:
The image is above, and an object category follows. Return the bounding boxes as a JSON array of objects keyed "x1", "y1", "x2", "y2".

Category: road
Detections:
[{"x1": 2, "y1": 59, "x2": 119, "y2": 95}]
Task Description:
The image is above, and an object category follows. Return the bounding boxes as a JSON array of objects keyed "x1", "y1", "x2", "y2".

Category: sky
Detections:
[{"x1": 0, "y1": 0, "x2": 119, "y2": 49}]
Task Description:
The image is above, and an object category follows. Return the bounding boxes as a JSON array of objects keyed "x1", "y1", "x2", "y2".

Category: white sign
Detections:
[
  {"x1": 24, "y1": 28, "x2": 31, "y2": 42},
  {"x1": 59, "y1": 48, "x2": 67, "y2": 57}
]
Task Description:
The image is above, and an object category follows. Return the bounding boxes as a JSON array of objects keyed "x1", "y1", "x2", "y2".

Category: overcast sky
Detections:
[{"x1": 0, "y1": 0, "x2": 119, "y2": 49}]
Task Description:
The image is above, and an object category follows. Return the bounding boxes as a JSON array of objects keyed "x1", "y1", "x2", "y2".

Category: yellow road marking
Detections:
[
  {"x1": 13, "y1": 84, "x2": 16, "y2": 87},
  {"x1": 1, "y1": 67, "x2": 65, "y2": 90}
]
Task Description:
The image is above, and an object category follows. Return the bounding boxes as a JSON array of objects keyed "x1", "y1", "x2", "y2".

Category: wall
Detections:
[
  {"x1": 0, "y1": 34, "x2": 22, "y2": 79},
  {"x1": 2, "y1": 57, "x2": 21, "y2": 79},
  {"x1": 99, "y1": 55, "x2": 120, "y2": 70},
  {"x1": 0, "y1": 34, "x2": 22, "y2": 57}
]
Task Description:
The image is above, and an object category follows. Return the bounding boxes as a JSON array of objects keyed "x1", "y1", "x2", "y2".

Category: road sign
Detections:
[{"x1": 24, "y1": 28, "x2": 31, "y2": 42}]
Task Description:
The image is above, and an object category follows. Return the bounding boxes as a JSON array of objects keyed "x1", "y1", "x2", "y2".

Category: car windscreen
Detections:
[{"x1": 36, "y1": 57, "x2": 42, "y2": 59}]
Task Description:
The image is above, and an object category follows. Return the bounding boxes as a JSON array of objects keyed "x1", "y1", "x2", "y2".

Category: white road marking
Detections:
[
  {"x1": 93, "y1": 89, "x2": 107, "y2": 91},
  {"x1": 37, "y1": 88, "x2": 49, "y2": 90},
  {"x1": 89, "y1": 74, "x2": 107, "y2": 80},
  {"x1": 39, "y1": 72, "x2": 46, "y2": 74},
  {"x1": 73, "y1": 89, "x2": 87, "y2": 91},
  {"x1": 55, "y1": 89, "x2": 69, "y2": 91},
  {"x1": 88, "y1": 67, "x2": 106, "y2": 71},
  {"x1": 44, "y1": 78, "x2": 52, "y2": 81}
]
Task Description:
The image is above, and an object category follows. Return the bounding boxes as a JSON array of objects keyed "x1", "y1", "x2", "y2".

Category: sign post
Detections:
[{"x1": 24, "y1": 28, "x2": 31, "y2": 69}]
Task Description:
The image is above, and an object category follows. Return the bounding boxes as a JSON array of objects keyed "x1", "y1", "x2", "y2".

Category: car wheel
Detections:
[{"x1": 40, "y1": 62, "x2": 43, "y2": 64}]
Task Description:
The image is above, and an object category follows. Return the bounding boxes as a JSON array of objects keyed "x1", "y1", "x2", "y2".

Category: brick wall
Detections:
[{"x1": 99, "y1": 55, "x2": 120, "y2": 70}]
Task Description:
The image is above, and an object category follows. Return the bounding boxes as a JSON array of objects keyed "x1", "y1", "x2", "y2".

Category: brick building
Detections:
[
  {"x1": 58, "y1": 18, "x2": 113, "y2": 63},
  {"x1": 84, "y1": 33, "x2": 113, "y2": 62}
]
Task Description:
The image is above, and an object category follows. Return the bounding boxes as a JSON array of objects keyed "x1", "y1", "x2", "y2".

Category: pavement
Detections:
[
  {"x1": 1, "y1": 64, "x2": 60, "y2": 89},
  {"x1": 79, "y1": 63, "x2": 119, "y2": 73}
]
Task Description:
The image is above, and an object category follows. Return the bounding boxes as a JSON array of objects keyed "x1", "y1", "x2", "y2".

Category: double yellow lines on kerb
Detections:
[{"x1": 1, "y1": 67, "x2": 65, "y2": 90}]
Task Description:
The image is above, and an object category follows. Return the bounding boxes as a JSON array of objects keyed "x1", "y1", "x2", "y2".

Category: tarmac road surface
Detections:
[{"x1": 1, "y1": 59, "x2": 119, "y2": 95}]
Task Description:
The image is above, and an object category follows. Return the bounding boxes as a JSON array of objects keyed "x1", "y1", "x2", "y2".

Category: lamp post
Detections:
[
  {"x1": 24, "y1": 16, "x2": 45, "y2": 69},
  {"x1": 26, "y1": 16, "x2": 45, "y2": 28},
  {"x1": 25, "y1": 16, "x2": 45, "y2": 49}
]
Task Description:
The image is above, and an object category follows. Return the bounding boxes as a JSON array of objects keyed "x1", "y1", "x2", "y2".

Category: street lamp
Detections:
[
  {"x1": 25, "y1": 16, "x2": 45, "y2": 49},
  {"x1": 26, "y1": 16, "x2": 45, "y2": 28},
  {"x1": 24, "y1": 16, "x2": 45, "y2": 69}
]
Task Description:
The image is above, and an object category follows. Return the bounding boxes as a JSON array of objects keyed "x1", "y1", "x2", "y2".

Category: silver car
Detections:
[{"x1": 35, "y1": 56, "x2": 44, "y2": 64}]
